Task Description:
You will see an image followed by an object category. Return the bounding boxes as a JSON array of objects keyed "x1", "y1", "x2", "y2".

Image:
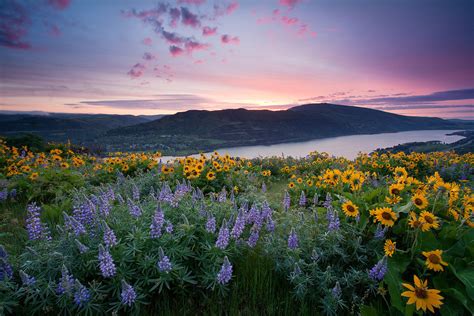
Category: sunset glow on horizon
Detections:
[{"x1": 1, "y1": 0, "x2": 473, "y2": 119}]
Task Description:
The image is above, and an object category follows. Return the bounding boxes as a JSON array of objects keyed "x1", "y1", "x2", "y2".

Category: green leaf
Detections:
[
  {"x1": 360, "y1": 304, "x2": 378, "y2": 316},
  {"x1": 385, "y1": 255, "x2": 411, "y2": 313}
]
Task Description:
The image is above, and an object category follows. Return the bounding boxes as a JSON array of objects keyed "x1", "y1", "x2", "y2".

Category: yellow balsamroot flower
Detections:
[
  {"x1": 412, "y1": 193, "x2": 428, "y2": 210},
  {"x1": 296, "y1": 177, "x2": 303, "y2": 184},
  {"x1": 52, "y1": 155, "x2": 62, "y2": 162},
  {"x1": 288, "y1": 182, "x2": 295, "y2": 189},
  {"x1": 306, "y1": 179, "x2": 313, "y2": 187},
  {"x1": 122, "y1": 164, "x2": 129, "y2": 172},
  {"x1": 61, "y1": 162, "x2": 70, "y2": 169},
  {"x1": 233, "y1": 186, "x2": 239, "y2": 193},
  {"x1": 408, "y1": 212, "x2": 423, "y2": 229},
  {"x1": 422, "y1": 250, "x2": 448, "y2": 272},
  {"x1": 384, "y1": 239, "x2": 396, "y2": 257},
  {"x1": 341, "y1": 201, "x2": 359, "y2": 217},
  {"x1": 107, "y1": 166, "x2": 114, "y2": 173},
  {"x1": 350, "y1": 173, "x2": 364, "y2": 191},
  {"x1": 20, "y1": 165, "x2": 31, "y2": 173},
  {"x1": 389, "y1": 183, "x2": 404, "y2": 196},
  {"x1": 206, "y1": 171, "x2": 216, "y2": 181},
  {"x1": 341, "y1": 170, "x2": 352, "y2": 184},
  {"x1": 394, "y1": 166, "x2": 408, "y2": 179},
  {"x1": 370, "y1": 207, "x2": 398, "y2": 227},
  {"x1": 385, "y1": 195, "x2": 402, "y2": 205},
  {"x1": 29, "y1": 172, "x2": 39, "y2": 180},
  {"x1": 401, "y1": 275, "x2": 443, "y2": 313},
  {"x1": 161, "y1": 165, "x2": 170, "y2": 174},
  {"x1": 419, "y1": 211, "x2": 440, "y2": 231}
]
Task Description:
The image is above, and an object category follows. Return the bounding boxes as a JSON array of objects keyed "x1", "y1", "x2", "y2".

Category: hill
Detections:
[
  {"x1": 104, "y1": 103, "x2": 468, "y2": 153},
  {"x1": 0, "y1": 112, "x2": 165, "y2": 144}
]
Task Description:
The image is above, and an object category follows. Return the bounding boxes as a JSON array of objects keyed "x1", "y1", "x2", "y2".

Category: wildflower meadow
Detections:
[{"x1": 0, "y1": 139, "x2": 473, "y2": 315}]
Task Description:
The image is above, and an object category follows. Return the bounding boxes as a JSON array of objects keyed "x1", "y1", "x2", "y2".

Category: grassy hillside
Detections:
[{"x1": 104, "y1": 103, "x2": 465, "y2": 153}]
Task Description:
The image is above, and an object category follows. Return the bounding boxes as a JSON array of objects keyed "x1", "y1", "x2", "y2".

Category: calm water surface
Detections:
[{"x1": 160, "y1": 130, "x2": 464, "y2": 161}]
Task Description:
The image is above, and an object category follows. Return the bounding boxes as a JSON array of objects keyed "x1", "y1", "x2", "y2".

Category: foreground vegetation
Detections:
[{"x1": 0, "y1": 139, "x2": 473, "y2": 315}]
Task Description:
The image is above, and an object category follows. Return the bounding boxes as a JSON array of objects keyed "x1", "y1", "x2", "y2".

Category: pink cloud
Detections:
[
  {"x1": 226, "y1": 1, "x2": 239, "y2": 15},
  {"x1": 47, "y1": 0, "x2": 71, "y2": 10},
  {"x1": 0, "y1": 1, "x2": 32, "y2": 49},
  {"x1": 180, "y1": 7, "x2": 201, "y2": 28},
  {"x1": 202, "y1": 26, "x2": 217, "y2": 36},
  {"x1": 143, "y1": 52, "x2": 156, "y2": 61},
  {"x1": 193, "y1": 59, "x2": 205, "y2": 64},
  {"x1": 127, "y1": 63, "x2": 146, "y2": 78},
  {"x1": 185, "y1": 40, "x2": 209, "y2": 53},
  {"x1": 169, "y1": 8, "x2": 181, "y2": 28},
  {"x1": 281, "y1": 16, "x2": 298, "y2": 25},
  {"x1": 279, "y1": 0, "x2": 301, "y2": 8},
  {"x1": 221, "y1": 34, "x2": 239, "y2": 45},
  {"x1": 142, "y1": 37, "x2": 153, "y2": 46},
  {"x1": 169, "y1": 45, "x2": 185, "y2": 57},
  {"x1": 162, "y1": 30, "x2": 186, "y2": 45}
]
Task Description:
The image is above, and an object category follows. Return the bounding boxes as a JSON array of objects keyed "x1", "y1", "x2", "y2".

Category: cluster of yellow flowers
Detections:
[{"x1": 159, "y1": 152, "x2": 244, "y2": 181}]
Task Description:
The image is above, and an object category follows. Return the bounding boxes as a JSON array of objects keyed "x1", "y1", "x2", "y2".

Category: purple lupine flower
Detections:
[
  {"x1": 323, "y1": 193, "x2": 333, "y2": 209},
  {"x1": 216, "y1": 219, "x2": 230, "y2": 250},
  {"x1": 283, "y1": 191, "x2": 291, "y2": 211},
  {"x1": 132, "y1": 183, "x2": 140, "y2": 201},
  {"x1": 72, "y1": 201, "x2": 96, "y2": 228},
  {"x1": 127, "y1": 199, "x2": 142, "y2": 218},
  {"x1": 157, "y1": 247, "x2": 172, "y2": 273},
  {"x1": 332, "y1": 282, "x2": 342, "y2": 298},
  {"x1": 98, "y1": 245, "x2": 116, "y2": 278},
  {"x1": 216, "y1": 256, "x2": 232, "y2": 285},
  {"x1": 288, "y1": 228, "x2": 299, "y2": 250},
  {"x1": 218, "y1": 187, "x2": 227, "y2": 203},
  {"x1": 0, "y1": 189, "x2": 7, "y2": 201},
  {"x1": 327, "y1": 209, "x2": 340, "y2": 231},
  {"x1": 57, "y1": 265, "x2": 75, "y2": 295},
  {"x1": 165, "y1": 221, "x2": 173, "y2": 234},
  {"x1": 103, "y1": 224, "x2": 117, "y2": 248},
  {"x1": 313, "y1": 193, "x2": 319, "y2": 205},
  {"x1": 230, "y1": 190, "x2": 235, "y2": 203},
  {"x1": 20, "y1": 270, "x2": 36, "y2": 286},
  {"x1": 290, "y1": 263, "x2": 302, "y2": 279},
  {"x1": 25, "y1": 203, "x2": 50, "y2": 241},
  {"x1": 247, "y1": 227, "x2": 259, "y2": 248},
  {"x1": 206, "y1": 215, "x2": 216, "y2": 233},
  {"x1": 247, "y1": 203, "x2": 260, "y2": 225},
  {"x1": 231, "y1": 210, "x2": 245, "y2": 239},
  {"x1": 99, "y1": 197, "x2": 110, "y2": 217},
  {"x1": 261, "y1": 201, "x2": 272, "y2": 220},
  {"x1": 266, "y1": 217, "x2": 275, "y2": 232},
  {"x1": 74, "y1": 281, "x2": 91, "y2": 308},
  {"x1": 150, "y1": 205, "x2": 165, "y2": 238},
  {"x1": 261, "y1": 182, "x2": 267, "y2": 193},
  {"x1": 368, "y1": 257, "x2": 388, "y2": 281},
  {"x1": 299, "y1": 191, "x2": 306, "y2": 207},
  {"x1": 75, "y1": 239, "x2": 89, "y2": 254},
  {"x1": 374, "y1": 224, "x2": 387, "y2": 240},
  {"x1": 121, "y1": 280, "x2": 137, "y2": 307},
  {"x1": 64, "y1": 213, "x2": 86, "y2": 236},
  {"x1": 198, "y1": 203, "x2": 207, "y2": 217},
  {"x1": 0, "y1": 246, "x2": 13, "y2": 281}
]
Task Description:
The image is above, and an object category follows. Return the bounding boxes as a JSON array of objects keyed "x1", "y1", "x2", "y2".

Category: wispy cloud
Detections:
[{"x1": 361, "y1": 88, "x2": 474, "y2": 104}]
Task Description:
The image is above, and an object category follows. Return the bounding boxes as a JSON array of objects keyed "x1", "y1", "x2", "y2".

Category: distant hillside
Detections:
[
  {"x1": 104, "y1": 103, "x2": 470, "y2": 153},
  {"x1": 375, "y1": 130, "x2": 474, "y2": 155},
  {"x1": 0, "y1": 113, "x2": 165, "y2": 144}
]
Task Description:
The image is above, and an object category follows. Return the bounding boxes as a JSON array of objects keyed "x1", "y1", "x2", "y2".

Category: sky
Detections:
[{"x1": 0, "y1": 0, "x2": 473, "y2": 119}]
